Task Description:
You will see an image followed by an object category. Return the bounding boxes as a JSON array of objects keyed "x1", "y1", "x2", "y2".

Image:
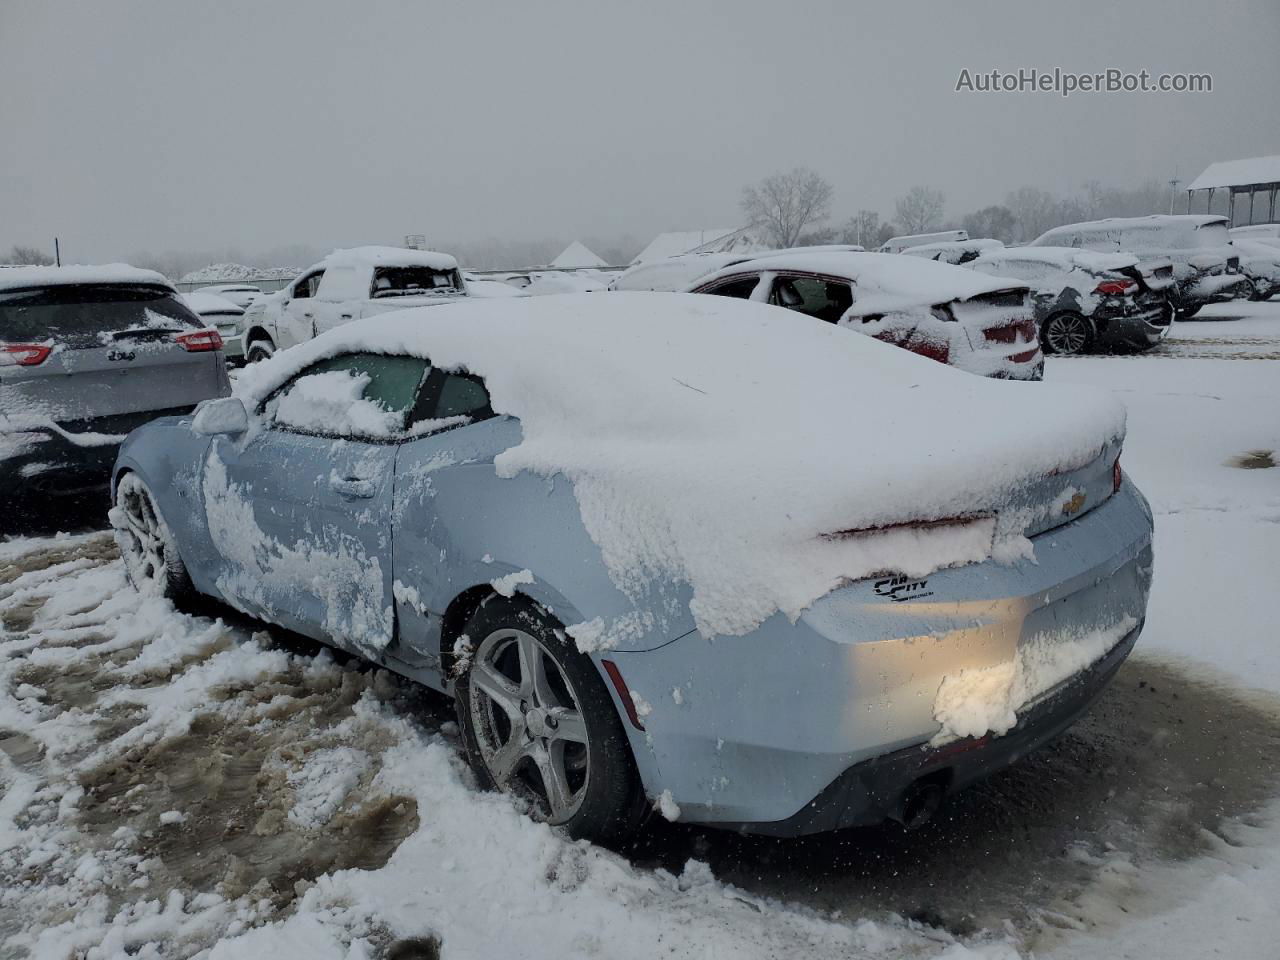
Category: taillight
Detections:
[
  {"x1": 174, "y1": 330, "x2": 223, "y2": 352},
  {"x1": 1094, "y1": 279, "x2": 1136, "y2": 295},
  {"x1": 0, "y1": 343, "x2": 52, "y2": 366},
  {"x1": 1113, "y1": 456, "x2": 1122, "y2": 493},
  {"x1": 600, "y1": 660, "x2": 645, "y2": 731}
]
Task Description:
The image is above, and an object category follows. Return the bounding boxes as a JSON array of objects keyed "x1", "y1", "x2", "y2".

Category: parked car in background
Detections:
[
  {"x1": 878, "y1": 229, "x2": 968, "y2": 254},
  {"x1": 610, "y1": 247, "x2": 866, "y2": 294},
  {"x1": 239, "y1": 247, "x2": 466, "y2": 362},
  {"x1": 687, "y1": 250, "x2": 1043, "y2": 379},
  {"x1": 183, "y1": 291, "x2": 245, "y2": 361},
  {"x1": 1229, "y1": 239, "x2": 1280, "y2": 300},
  {"x1": 111, "y1": 293, "x2": 1151, "y2": 841},
  {"x1": 1229, "y1": 224, "x2": 1280, "y2": 241},
  {"x1": 965, "y1": 248, "x2": 1174, "y2": 355},
  {"x1": 1030, "y1": 215, "x2": 1251, "y2": 319},
  {"x1": 900, "y1": 238, "x2": 1005, "y2": 265},
  {"x1": 1, "y1": 265, "x2": 229, "y2": 497},
  {"x1": 191, "y1": 283, "x2": 263, "y2": 309},
  {"x1": 609, "y1": 253, "x2": 753, "y2": 292}
]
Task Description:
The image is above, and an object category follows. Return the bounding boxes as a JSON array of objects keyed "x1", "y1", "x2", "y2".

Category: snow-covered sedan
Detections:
[
  {"x1": 687, "y1": 251, "x2": 1044, "y2": 379},
  {"x1": 191, "y1": 283, "x2": 263, "y2": 309},
  {"x1": 183, "y1": 291, "x2": 245, "y2": 361},
  {"x1": 964, "y1": 247, "x2": 1175, "y2": 355},
  {"x1": 111, "y1": 294, "x2": 1152, "y2": 841},
  {"x1": 238, "y1": 246, "x2": 466, "y2": 363}
]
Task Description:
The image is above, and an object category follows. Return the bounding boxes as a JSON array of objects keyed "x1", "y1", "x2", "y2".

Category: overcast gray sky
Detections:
[{"x1": 2, "y1": 0, "x2": 1277, "y2": 263}]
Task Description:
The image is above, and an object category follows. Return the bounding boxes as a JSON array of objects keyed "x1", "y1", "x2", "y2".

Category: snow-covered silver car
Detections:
[
  {"x1": 111, "y1": 294, "x2": 1152, "y2": 841},
  {"x1": 183, "y1": 291, "x2": 245, "y2": 361},
  {"x1": 1, "y1": 265, "x2": 229, "y2": 499},
  {"x1": 1031, "y1": 215, "x2": 1252, "y2": 318}
]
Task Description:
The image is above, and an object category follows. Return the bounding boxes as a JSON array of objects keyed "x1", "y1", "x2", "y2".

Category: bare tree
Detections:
[
  {"x1": 840, "y1": 209, "x2": 883, "y2": 247},
  {"x1": 959, "y1": 205, "x2": 1017, "y2": 243},
  {"x1": 894, "y1": 186, "x2": 946, "y2": 235},
  {"x1": 1004, "y1": 186, "x2": 1062, "y2": 242},
  {"x1": 740, "y1": 168, "x2": 834, "y2": 248},
  {"x1": 8, "y1": 245, "x2": 54, "y2": 266}
]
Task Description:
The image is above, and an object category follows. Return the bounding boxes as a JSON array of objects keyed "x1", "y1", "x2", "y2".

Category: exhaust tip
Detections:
[{"x1": 893, "y1": 777, "x2": 948, "y2": 829}]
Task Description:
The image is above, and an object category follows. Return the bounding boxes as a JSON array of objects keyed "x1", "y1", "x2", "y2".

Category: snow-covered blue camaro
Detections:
[{"x1": 111, "y1": 294, "x2": 1153, "y2": 842}]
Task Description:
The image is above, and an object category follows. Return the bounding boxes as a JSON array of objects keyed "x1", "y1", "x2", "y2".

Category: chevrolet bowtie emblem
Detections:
[{"x1": 1062, "y1": 492, "x2": 1087, "y2": 516}]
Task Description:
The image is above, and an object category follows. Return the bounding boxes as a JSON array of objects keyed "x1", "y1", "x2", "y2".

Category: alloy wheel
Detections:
[
  {"x1": 114, "y1": 475, "x2": 169, "y2": 590},
  {"x1": 467, "y1": 627, "x2": 591, "y2": 823},
  {"x1": 1045, "y1": 314, "x2": 1091, "y2": 355}
]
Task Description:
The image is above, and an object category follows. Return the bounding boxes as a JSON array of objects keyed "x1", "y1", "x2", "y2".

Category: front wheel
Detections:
[
  {"x1": 1041, "y1": 312, "x2": 1094, "y2": 355},
  {"x1": 111, "y1": 472, "x2": 194, "y2": 600},
  {"x1": 454, "y1": 596, "x2": 645, "y2": 842}
]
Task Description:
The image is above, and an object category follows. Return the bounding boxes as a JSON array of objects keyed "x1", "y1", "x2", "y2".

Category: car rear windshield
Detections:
[
  {"x1": 0, "y1": 284, "x2": 202, "y2": 347},
  {"x1": 370, "y1": 266, "x2": 461, "y2": 298}
]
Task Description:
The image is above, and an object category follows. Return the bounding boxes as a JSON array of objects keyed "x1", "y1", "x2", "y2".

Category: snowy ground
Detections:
[{"x1": 1, "y1": 305, "x2": 1278, "y2": 959}]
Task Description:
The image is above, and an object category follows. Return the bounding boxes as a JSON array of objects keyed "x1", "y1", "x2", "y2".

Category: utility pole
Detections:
[
  {"x1": 1168, "y1": 169, "x2": 1181, "y2": 215},
  {"x1": 54, "y1": 237, "x2": 61, "y2": 266}
]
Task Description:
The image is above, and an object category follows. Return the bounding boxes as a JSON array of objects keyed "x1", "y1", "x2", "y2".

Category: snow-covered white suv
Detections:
[{"x1": 239, "y1": 247, "x2": 466, "y2": 362}]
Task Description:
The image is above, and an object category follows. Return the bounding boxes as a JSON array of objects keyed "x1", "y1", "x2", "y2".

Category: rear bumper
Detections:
[
  {"x1": 0, "y1": 406, "x2": 198, "y2": 496},
  {"x1": 725, "y1": 622, "x2": 1139, "y2": 836},
  {"x1": 606, "y1": 480, "x2": 1153, "y2": 833},
  {"x1": 1183, "y1": 274, "x2": 1252, "y2": 308},
  {"x1": 1094, "y1": 298, "x2": 1172, "y2": 349}
]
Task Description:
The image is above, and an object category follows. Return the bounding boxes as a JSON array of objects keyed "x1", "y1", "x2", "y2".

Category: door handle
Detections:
[
  {"x1": 329, "y1": 476, "x2": 376, "y2": 499},
  {"x1": 302, "y1": 311, "x2": 314, "y2": 318},
  {"x1": 340, "y1": 313, "x2": 353, "y2": 320}
]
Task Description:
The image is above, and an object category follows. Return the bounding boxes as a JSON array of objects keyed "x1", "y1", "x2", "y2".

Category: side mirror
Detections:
[{"x1": 192, "y1": 396, "x2": 249, "y2": 437}]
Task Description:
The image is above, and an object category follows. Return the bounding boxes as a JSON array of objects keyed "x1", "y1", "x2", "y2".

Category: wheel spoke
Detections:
[
  {"x1": 486, "y1": 730, "x2": 530, "y2": 783},
  {"x1": 549, "y1": 708, "x2": 588, "y2": 745},
  {"x1": 532, "y1": 741, "x2": 574, "y2": 817},
  {"x1": 471, "y1": 660, "x2": 523, "y2": 720},
  {"x1": 519, "y1": 633, "x2": 561, "y2": 708}
]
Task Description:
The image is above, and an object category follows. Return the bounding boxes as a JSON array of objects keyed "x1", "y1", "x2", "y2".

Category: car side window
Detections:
[
  {"x1": 408, "y1": 369, "x2": 495, "y2": 433},
  {"x1": 698, "y1": 276, "x2": 760, "y2": 299},
  {"x1": 770, "y1": 275, "x2": 854, "y2": 324},
  {"x1": 292, "y1": 271, "x2": 323, "y2": 300},
  {"x1": 263, "y1": 352, "x2": 431, "y2": 440}
]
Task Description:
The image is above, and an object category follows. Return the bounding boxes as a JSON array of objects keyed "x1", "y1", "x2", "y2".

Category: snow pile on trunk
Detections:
[{"x1": 237, "y1": 293, "x2": 1125, "y2": 639}]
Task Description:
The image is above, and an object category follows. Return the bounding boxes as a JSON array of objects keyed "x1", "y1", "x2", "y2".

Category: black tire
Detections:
[
  {"x1": 1040, "y1": 311, "x2": 1095, "y2": 355},
  {"x1": 245, "y1": 338, "x2": 275, "y2": 363},
  {"x1": 111, "y1": 472, "x2": 195, "y2": 601},
  {"x1": 454, "y1": 595, "x2": 645, "y2": 843},
  {"x1": 1175, "y1": 304, "x2": 1201, "y2": 320}
]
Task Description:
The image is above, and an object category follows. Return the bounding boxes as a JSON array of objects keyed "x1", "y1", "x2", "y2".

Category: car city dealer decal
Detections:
[{"x1": 874, "y1": 575, "x2": 934, "y2": 603}]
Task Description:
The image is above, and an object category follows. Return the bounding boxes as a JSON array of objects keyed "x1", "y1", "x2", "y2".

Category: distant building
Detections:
[
  {"x1": 1187, "y1": 155, "x2": 1280, "y2": 225},
  {"x1": 631, "y1": 226, "x2": 767, "y2": 264},
  {"x1": 549, "y1": 241, "x2": 608, "y2": 269}
]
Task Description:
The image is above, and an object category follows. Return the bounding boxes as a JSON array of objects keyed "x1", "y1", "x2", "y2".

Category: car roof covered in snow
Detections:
[
  {"x1": 235, "y1": 293, "x2": 1124, "y2": 639},
  {"x1": 0, "y1": 264, "x2": 173, "y2": 293},
  {"x1": 973, "y1": 246, "x2": 1139, "y2": 272},
  {"x1": 901, "y1": 238, "x2": 1005, "y2": 258},
  {"x1": 690, "y1": 251, "x2": 1028, "y2": 307},
  {"x1": 1032, "y1": 215, "x2": 1229, "y2": 244},
  {"x1": 194, "y1": 283, "x2": 261, "y2": 293},
  {"x1": 183, "y1": 291, "x2": 245, "y2": 315},
  {"x1": 322, "y1": 246, "x2": 458, "y2": 271}
]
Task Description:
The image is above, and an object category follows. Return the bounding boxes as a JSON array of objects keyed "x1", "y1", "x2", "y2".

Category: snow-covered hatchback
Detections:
[
  {"x1": 688, "y1": 251, "x2": 1044, "y2": 380},
  {"x1": 111, "y1": 294, "x2": 1151, "y2": 841}
]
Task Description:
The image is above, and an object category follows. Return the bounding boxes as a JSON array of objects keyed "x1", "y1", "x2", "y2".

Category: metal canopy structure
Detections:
[{"x1": 1186, "y1": 155, "x2": 1280, "y2": 226}]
